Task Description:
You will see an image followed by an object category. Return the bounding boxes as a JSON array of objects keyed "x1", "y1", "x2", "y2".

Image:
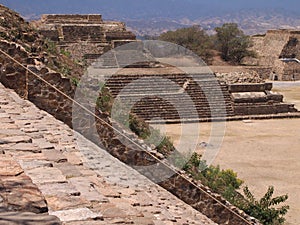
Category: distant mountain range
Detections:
[{"x1": 1, "y1": 0, "x2": 300, "y2": 36}]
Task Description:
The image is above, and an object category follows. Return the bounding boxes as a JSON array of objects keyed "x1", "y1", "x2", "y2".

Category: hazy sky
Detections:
[{"x1": 1, "y1": 0, "x2": 299, "y2": 20}]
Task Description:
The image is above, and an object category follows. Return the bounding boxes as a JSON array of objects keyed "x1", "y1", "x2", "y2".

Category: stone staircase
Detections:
[{"x1": 105, "y1": 73, "x2": 235, "y2": 122}]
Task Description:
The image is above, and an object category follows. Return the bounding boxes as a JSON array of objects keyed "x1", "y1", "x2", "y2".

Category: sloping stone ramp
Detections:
[{"x1": 0, "y1": 83, "x2": 217, "y2": 224}]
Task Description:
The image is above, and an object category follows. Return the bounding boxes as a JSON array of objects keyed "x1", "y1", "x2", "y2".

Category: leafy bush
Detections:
[
  {"x1": 183, "y1": 153, "x2": 244, "y2": 203},
  {"x1": 71, "y1": 77, "x2": 80, "y2": 86},
  {"x1": 155, "y1": 135, "x2": 174, "y2": 155},
  {"x1": 60, "y1": 65, "x2": 71, "y2": 76},
  {"x1": 239, "y1": 186, "x2": 289, "y2": 225},
  {"x1": 181, "y1": 152, "x2": 289, "y2": 224}
]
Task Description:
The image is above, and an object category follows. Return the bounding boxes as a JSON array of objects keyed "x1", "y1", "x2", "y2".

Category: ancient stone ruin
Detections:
[
  {"x1": 0, "y1": 5, "x2": 298, "y2": 224},
  {"x1": 246, "y1": 29, "x2": 300, "y2": 81},
  {"x1": 33, "y1": 14, "x2": 299, "y2": 122},
  {"x1": 0, "y1": 6, "x2": 263, "y2": 224},
  {"x1": 33, "y1": 14, "x2": 136, "y2": 63}
]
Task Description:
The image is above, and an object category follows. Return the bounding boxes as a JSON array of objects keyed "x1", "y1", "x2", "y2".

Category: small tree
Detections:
[
  {"x1": 215, "y1": 23, "x2": 255, "y2": 64},
  {"x1": 240, "y1": 186, "x2": 289, "y2": 225},
  {"x1": 159, "y1": 26, "x2": 213, "y2": 64}
]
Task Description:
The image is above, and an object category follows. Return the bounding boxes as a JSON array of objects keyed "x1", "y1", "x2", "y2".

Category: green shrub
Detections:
[
  {"x1": 195, "y1": 165, "x2": 243, "y2": 202},
  {"x1": 239, "y1": 186, "x2": 289, "y2": 225},
  {"x1": 181, "y1": 152, "x2": 289, "y2": 224}
]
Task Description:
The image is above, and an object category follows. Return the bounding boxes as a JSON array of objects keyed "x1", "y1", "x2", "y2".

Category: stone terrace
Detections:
[
  {"x1": 34, "y1": 14, "x2": 136, "y2": 63},
  {"x1": 0, "y1": 83, "x2": 216, "y2": 224}
]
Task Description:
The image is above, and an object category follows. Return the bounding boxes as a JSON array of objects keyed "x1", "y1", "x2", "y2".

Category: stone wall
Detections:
[
  {"x1": 0, "y1": 39, "x2": 260, "y2": 225},
  {"x1": 282, "y1": 61, "x2": 300, "y2": 81},
  {"x1": 27, "y1": 68, "x2": 75, "y2": 126},
  {"x1": 0, "y1": 40, "x2": 76, "y2": 126},
  {"x1": 61, "y1": 25, "x2": 105, "y2": 42},
  {"x1": 0, "y1": 41, "x2": 28, "y2": 98}
]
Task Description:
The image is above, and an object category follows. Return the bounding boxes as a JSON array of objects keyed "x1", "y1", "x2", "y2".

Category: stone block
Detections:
[
  {"x1": 50, "y1": 208, "x2": 103, "y2": 222},
  {"x1": 26, "y1": 167, "x2": 67, "y2": 184}
]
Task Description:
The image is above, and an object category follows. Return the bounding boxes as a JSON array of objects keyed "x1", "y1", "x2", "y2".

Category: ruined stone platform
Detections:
[{"x1": 0, "y1": 83, "x2": 217, "y2": 224}]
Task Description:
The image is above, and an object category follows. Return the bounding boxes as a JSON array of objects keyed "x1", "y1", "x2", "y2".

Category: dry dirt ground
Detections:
[{"x1": 158, "y1": 81, "x2": 300, "y2": 225}]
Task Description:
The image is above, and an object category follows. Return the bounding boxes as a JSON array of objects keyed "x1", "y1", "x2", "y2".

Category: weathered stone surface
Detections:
[
  {"x1": 0, "y1": 158, "x2": 48, "y2": 213},
  {"x1": 0, "y1": 212, "x2": 61, "y2": 225},
  {"x1": 99, "y1": 203, "x2": 128, "y2": 219},
  {"x1": 63, "y1": 152, "x2": 83, "y2": 165},
  {"x1": 68, "y1": 177, "x2": 106, "y2": 202},
  {"x1": 42, "y1": 151, "x2": 68, "y2": 163},
  {"x1": 26, "y1": 167, "x2": 67, "y2": 184},
  {"x1": 50, "y1": 208, "x2": 103, "y2": 222},
  {"x1": 0, "y1": 157, "x2": 24, "y2": 176},
  {"x1": 0, "y1": 135, "x2": 32, "y2": 144},
  {"x1": 45, "y1": 195, "x2": 89, "y2": 211},
  {"x1": 55, "y1": 163, "x2": 82, "y2": 178},
  {"x1": 3, "y1": 142, "x2": 40, "y2": 153},
  {"x1": 32, "y1": 138, "x2": 55, "y2": 149},
  {"x1": 19, "y1": 159, "x2": 54, "y2": 170},
  {"x1": 38, "y1": 182, "x2": 79, "y2": 196}
]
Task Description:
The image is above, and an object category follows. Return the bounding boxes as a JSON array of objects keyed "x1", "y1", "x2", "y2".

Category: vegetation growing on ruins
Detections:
[
  {"x1": 44, "y1": 39, "x2": 58, "y2": 55},
  {"x1": 183, "y1": 152, "x2": 289, "y2": 225},
  {"x1": 183, "y1": 153, "x2": 244, "y2": 202},
  {"x1": 96, "y1": 86, "x2": 114, "y2": 114},
  {"x1": 240, "y1": 186, "x2": 289, "y2": 225}
]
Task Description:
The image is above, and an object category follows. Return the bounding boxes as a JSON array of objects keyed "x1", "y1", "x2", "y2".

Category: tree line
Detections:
[{"x1": 145, "y1": 23, "x2": 256, "y2": 65}]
